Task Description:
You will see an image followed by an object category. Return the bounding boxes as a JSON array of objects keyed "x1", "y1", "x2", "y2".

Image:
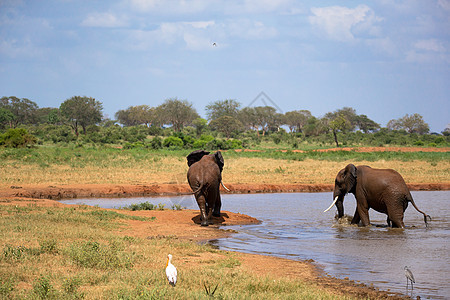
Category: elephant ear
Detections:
[
  {"x1": 187, "y1": 150, "x2": 210, "y2": 167},
  {"x1": 214, "y1": 151, "x2": 224, "y2": 172},
  {"x1": 344, "y1": 164, "x2": 357, "y2": 193}
]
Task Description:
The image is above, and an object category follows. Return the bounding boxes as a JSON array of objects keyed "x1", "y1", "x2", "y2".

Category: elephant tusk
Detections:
[
  {"x1": 324, "y1": 196, "x2": 339, "y2": 213},
  {"x1": 220, "y1": 181, "x2": 230, "y2": 192}
]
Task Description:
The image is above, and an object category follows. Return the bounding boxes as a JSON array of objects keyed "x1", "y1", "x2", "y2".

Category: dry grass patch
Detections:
[{"x1": 224, "y1": 158, "x2": 450, "y2": 185}]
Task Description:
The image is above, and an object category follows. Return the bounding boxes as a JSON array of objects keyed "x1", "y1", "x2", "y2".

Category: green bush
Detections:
[
  {"x1": 163, "y1": 136, "x2": 183, "y2": 149},
  {"x1": 149, "y1": 136, "x2": 162, "y2": 149},
  {"x1": 0, "y1": 128, "x2": 36, "y2": 148}
]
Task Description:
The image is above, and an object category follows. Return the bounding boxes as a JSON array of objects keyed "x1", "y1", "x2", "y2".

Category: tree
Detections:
[
  {"x1": 205, "y1": 99, "x2": 241, "y2": 121},
  {"x1": 192, "y1": 118, "x2": 208, "y2": 137},
  {"x1": 115, "y1": 105, "x2": 155, "y2": 127},
  {"x1": 209, "y1": 115, "x2": 243, "y2": 138},
  {"x1": 0, "y1": 96, "x2": 39, "y2": 127},
  {"x1": 157, "y1": 98, "x2": 199, "y2": 132},
  {"x1": 238, "y1": 106, "x2": 279, "y2": 136},
  {"x1": 34, "y1": 107, "x2": 60, "y2": 124},
  {"x1": 355, "y1": 114, "x2": 380, "y2": 133},
  {"x1": 325, "y1": 107, "x2": 357, "y2": 132},
  {"x1": 238, "y1": 107, "x2": 259, "y2": 132},
  {"x1": 387, "y1": 113, "x2": 430, "y2": 134},
  {"x1": 0, "y1": 107, "x2": 15, "y2": 129},
  {"x1": 401, "y1": 113, "x2": 429, "y2": 134},
  {"x1": 284, "y1": 110, "x2": 312, "y2": 133},
  {"x1": 324, "y1": 108, "x2": 353, "y2": 147},
  {"x1": 60, "y1": 96, "x2": 103, "y2": 136}
]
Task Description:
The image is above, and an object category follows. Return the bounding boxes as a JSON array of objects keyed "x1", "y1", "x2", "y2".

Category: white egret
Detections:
[
  {"x1": 166, "y1": 254, "x2": 177, "y2": 287},
  {"x1": 404, "y1": 266, "x2": 415, "y2": 291}
]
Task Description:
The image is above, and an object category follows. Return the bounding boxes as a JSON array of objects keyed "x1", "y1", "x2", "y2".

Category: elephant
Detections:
[
  {"x1": 324, "y1": 164, "x2": 431, "y2": 228},
  {"x1": 187, "y1": 150, "x2": 226, "y2": 226}
]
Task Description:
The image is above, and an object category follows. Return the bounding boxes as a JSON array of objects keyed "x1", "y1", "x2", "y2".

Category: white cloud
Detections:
[
  {"x1": 414, "y1": 39, "x2": 446, "y2": 52},
  {"x1": 227, "y1": 19, "x2": 277, "y2": 40},
  {"x1": 438, "y1": 0, "x2": 450, "y2": 10},
  {"x1": 127, "y1": 0, "x2": 212, "y2": 14},
  {"x1": 184, "y1": 21, "x2": 215, "y2": 29},
  {"x1": 240, "y1": 0, "x2": 293, "y2": 14},
  {"x1": 309, "y1": 5, "x2": 381, "y2": 42},
  {"x1": 81, "y1": 12, "x2": 128, "y2": 28},
  {"x1": 0, "y1": 38, "x2": 43, "y2": 58},
  {"x1": 406, "y1": 39, "x2": 449, "y2": 63}
]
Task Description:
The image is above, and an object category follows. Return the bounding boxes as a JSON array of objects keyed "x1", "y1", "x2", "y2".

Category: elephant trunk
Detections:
[
  {"x1": 336, "y1": 198, "x2": 344, "y2": 218},
  {"x1": 325, "y1": 190, "x2": 345, "y2": 218}
]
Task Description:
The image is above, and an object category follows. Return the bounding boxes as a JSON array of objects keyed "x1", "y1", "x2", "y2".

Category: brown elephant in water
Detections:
[
  {"x1": 187, "y1": 150, "x2": 227, "y2": 226},
  {"x1": 324, "y1": 164, "x2": 431, "y2": 228}
]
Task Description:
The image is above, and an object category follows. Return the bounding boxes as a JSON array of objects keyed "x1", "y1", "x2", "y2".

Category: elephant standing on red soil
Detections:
[{"x1": 187, "y1": 150, "x2": 226, "y2": 226}]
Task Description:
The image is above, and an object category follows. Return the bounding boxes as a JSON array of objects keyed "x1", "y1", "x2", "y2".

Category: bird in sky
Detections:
[
  {"x1": 404, "y1": 266, "x2": 415, "y2": 291},
  {"x1": 212, "y1": 42, "x2": 217, "y2": 47},
  {"x1": 166, "y1": 254, "x2": 177, "y2": 287}
]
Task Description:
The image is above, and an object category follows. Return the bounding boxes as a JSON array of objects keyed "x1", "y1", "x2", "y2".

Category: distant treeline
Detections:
[{"x1": 1, "y1": 96, "x2": 449, "y2": 149}]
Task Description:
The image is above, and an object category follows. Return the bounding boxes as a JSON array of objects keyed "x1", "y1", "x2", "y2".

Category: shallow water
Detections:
[{"x1": 60, "y1": 191, "x2": 449, "y2": 299}]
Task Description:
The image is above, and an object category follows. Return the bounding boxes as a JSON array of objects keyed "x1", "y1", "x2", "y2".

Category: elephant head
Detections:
[
  {"x1": 325, "y1": 164, "x2": 357, "y2": 218},
  {"x1": 186, "y1": 150, "x2": 224, "y2": 172}
]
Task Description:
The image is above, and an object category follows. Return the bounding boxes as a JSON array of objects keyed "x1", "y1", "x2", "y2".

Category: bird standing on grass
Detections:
[
  {"x1": 404, "y1": 266, "x2": 415, "y2": 291},
  {"x1": 166, "y1": 254, "x2": 177, "y2": 287}
]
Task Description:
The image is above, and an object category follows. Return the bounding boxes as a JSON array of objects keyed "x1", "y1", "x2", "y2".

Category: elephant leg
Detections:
[
  {"x1": 206, "y1": 204, "x2": 214, "y2": 225},
  {"x1": 356, "y1": 206, "x2": 370, "y2": 226},
  {"x1": 351, "y1": 210, "x2": 361, "y2": 225},
  {"x1": 387, "y1": 204, "x2": 405, "y2": 228},
  {"x1": 389, "y1": 215, "x2": 404, "y2": 228},
  {"x1": 213, "y1": 194, "x2": 221, "y2": 217},
  {"x1": 387, "y1": 217, "x2": 392, "y2": 227},
  {"x1": 196, "y1": 194, "x2": 209, "y2": 226}
]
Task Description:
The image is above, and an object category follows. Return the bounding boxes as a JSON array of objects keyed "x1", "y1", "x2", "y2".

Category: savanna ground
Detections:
[{"x1": 0, "y1": 146, "x2": 449, "y2": 299}]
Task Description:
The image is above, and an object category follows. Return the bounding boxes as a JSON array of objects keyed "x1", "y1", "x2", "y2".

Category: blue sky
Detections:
[{"x1": 1, "y1": 0, "x2": 449, "y2": 132}]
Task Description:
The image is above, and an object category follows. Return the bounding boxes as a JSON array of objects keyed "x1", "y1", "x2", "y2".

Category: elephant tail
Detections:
[
  {"x1": 408, "y1": 194, "x2": 432, "y2": 227},
  {"x1": 191, "y1": 184, "x2": 203, "y2": 194}
]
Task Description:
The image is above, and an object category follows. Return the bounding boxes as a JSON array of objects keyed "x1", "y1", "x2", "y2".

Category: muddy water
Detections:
[{"x1": 60, "y1": 191, "x2": 449, "y2": 299}]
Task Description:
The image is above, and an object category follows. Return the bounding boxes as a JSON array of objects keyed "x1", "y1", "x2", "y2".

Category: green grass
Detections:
[{"x1": 0, "y1": 145, "x2": 447, "y2": 168}]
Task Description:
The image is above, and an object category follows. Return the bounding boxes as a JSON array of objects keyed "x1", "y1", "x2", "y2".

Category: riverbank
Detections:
[
  {"x1": 0, "y1": 182, "x2": 448, "y2": 200},
  {"x1": 1, "y1": 196, "x2": 409, "y2": 299}
]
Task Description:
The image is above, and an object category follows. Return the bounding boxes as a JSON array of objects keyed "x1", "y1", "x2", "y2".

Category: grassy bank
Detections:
[
  {"x1": 0, "y1": 202, "x2": 355, "y2": 299},
  {"x1": 0, "y1": 146, "x2": 449, "y2": 186}
]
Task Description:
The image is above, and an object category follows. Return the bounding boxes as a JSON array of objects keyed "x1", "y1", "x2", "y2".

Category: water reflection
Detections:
[{"x1": 60, "y1": 191, "x2": 449, "y2": 299}]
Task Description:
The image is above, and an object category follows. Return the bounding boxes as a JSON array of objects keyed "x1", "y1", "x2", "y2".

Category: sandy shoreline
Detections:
[{"x1": 1, "y1": 182, "x2": 449, "y2": 200}]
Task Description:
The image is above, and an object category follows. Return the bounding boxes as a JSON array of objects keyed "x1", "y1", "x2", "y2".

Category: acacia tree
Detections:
[
  {"x1": 0, "y1": 96, "x2": 39, "y2": 127},
  {"x1": 206, "y1": 99, "x2": 241, "y2": 121},
  {"x1": 239, "y1": 106, "x2": 279, "y2": 136},
  {"x1": 325, "y1": 108, "x2": 354, "y2": 147},
  {"x1": 284, "y1": 110, "x2": 312, "y2": 133},
  {"x1": 355, "y1": 114, "x2": 380, "y2": 133},
  {"x1": 209, "y1": 115, "x2": 243, "y2": 138},
  {"x1": 387, "y1": 113, "x2": 429, "y2": 134},
  {"x1": 156, "y1": 98, "x2": 199, "y2": 132},
  {"x1": 115, "y1": 105, "x2": 155, "y2": 127},
  {"x1": 60, "y1": 96, "x2": 103, "y2": 136},
  {"x1": 238, "y1": 107, "x2": 259, "y2": 133}
]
